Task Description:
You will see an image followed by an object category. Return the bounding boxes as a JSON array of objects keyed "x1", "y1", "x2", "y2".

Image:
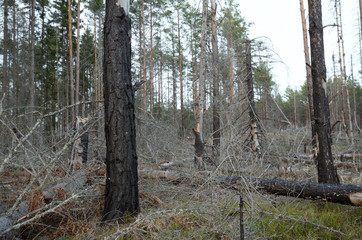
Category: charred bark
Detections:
[
  {"x1": 139, "y1": 170, "x2": 362, "y2": 206},
  {"x1": 193, "y1": 127, "x2": 205, "y2": 170},
  {"x1": 248, "y1": 177, "x2": 361, "y2": 206},
  {"x1": 193, "y1": 0, "x2": 208, "y2": 171},
  {"x1": 211, "y1": 0, "x2": 220, "y2": 160},
  {"x1": 246, "y1": 40, "x2": 261, "y2": 159},
  {"x1": 308, "y1": 0, "x2": 339, "y2": 184},
  {"x1": 0, "y1": 170, "x2": 87, "y2": 239},
  {"x1": 102, "y1": 1, "x2": 139, "y2": 222},
  {"x1": 299, "y1": 0, "x2": 316, "y2": 155}
]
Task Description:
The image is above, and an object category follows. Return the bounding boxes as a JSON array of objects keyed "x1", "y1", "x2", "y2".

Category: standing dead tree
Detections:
[
  {"x1": 194, "y1": 0, "x2": 208, "y2": 171},
  {"x1": 308, "y1": 0, "x2": 339, "y2": 184},
  {"x1": 211, "y1": 0, "x2": 220, "y2": 160},
  {"x1": 299, "y1": 0, "x2": 316, "y2": 156},
  {"x1": 334, "y1": 0, "x2": 354, "y2": 145},
  {"x1": 246, "y1": 40, "x2": 262, "y2": 159}
]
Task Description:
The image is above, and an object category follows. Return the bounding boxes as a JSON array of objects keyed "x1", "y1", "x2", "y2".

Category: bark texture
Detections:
[
  {"x1": 193, "y1": 127, "x2": 205, "y2": 170},
  {"x1": 299, "y1": 0, "x2": 316, "y2": 154},
  {"x1": 308, "y1": 0, "x2": 339, "y2": 184},
  {"x1": 2, "y1": 0, "x2": 8, "y2": 108},
  {"x1": 75, "y1": 0, "x2": 81, "y2": 117},
  {"x1": 67, "y1": 0, "x2": 75, "y2": 124},
  {"x1": 139, "y1": 170, "x2": 362, "y2": 206},
  {"x1": 246, "y1": 40, "x2": 261, "y2": 159},
  {"x1": 194, "y1": 0, "x2": 208, "y2": 171},
  {"x1": 211, "y1": 0, "x2": 220, "y2": 159},
  {"x1": 103, "y1": 2, "x2": 139, "y2": 222},
  {"x1": 247, "y1": 177, "x2": 361, "y2": 206},
  {"x1": 0, "y1": 170, "x2": 87, "y2": 239}
]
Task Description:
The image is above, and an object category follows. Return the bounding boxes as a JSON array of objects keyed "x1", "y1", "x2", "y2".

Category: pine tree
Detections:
[{"x1": 103, "y1": 0, "x2": 139, "y2": 222}]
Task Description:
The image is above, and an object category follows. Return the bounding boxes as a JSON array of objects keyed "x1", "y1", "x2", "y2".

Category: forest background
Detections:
[
  {"x1": 0, "y1": 0, "x2": 361, "y2": 137},
  {"x1": 1, "y1": 0, "x2": 362, "y2": 238}
]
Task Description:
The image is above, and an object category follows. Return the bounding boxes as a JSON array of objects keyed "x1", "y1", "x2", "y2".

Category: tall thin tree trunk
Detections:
[
  {"x1": 98, "y1": 14, "x2": 103, "y2": 112},
  {"x1": 246, "y1": 40, "x2": 261, "y2": 159},
  {"x1": 138, "y1": 9, "x2": 143, "y2": 106},
  {"x1": 94, "y1": 13, "x2": 98, "y2": 114},
  {"x1": 294, "y1": 90, "x2": 297, "y2": 128},
  {"x1": 142, "y1": 0, "x2": 147, "y2": 115},
  {"x1": 337, "y1": 0, "x2": 353, "y2": 144},
  {"x1": 68, "y1": 0, "x2": 75, "y2": 125},
  {"x1": 194, "y1": 0, "x2": 208, "y2": 171},
  {"x1": 103, "y1": 0, "x2": 139, "y2": 222},
  {"x1": 192, "y1": 42, "x2": 198, "y2": 120},
  {"x1": 334, "y1": 0, "x2": 347, "y2": 142},
  {"x1": 308, "y1": 0, "x2": 339, "y2": 184},
  {"x1": 299, "y1": 0, "x2": 316, "y2": 154},
  {"x1": 56, "y1": 27, "x2": 61, "y2": 137},
  {"x1": 335, "y1": 0, "x2": 352, "y2": 144},
  {"x1": 149, "y1": 2, "x2": 153, "y2": 115},
  {"x1": 359, "y1": 0, "x2": 362, "y2": 77},
  {"x1": 75, "y1": 0, "x2": 81, "y2": 117},
  {"x1": 178, "y1": 9, "x2": 184, "y2": 135},
  {"x1": 30, "y1": 0, "x2": 35, "y2": 127},
  {"x1": 211, "y1": 0, "x2": 220, "y2": 159},
  {"x1": 172, "y1": 34, "x2": 177, "y2": 121},
  {"x1": 2, "y1": 0, "x2": 8, "y2": 109},
  {"x1": 159, "y1": 28, "x2": 163, "y2": 115},
  {"x1": 359, "y1": 0, "x2": 362, "y2": 34},
  {"x1": 350, "y1": 55, "x2": 360, "y2": 134},
  {"x1": 12, "y1": 0, "x2": 18, "y2": 112},
  {"x1": 227, "y1": 35, "x2": 234, "y2": 104}
]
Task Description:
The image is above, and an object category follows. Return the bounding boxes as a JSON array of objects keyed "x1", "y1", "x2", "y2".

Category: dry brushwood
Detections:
[
  {"x1": 139, "y1": 170, "x2": 362, "y2": 206},
  {"x1": 0, "y1": 170, "x2": 87, "y2": 239}
]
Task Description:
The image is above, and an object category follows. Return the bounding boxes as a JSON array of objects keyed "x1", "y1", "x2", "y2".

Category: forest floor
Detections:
[{"x1": 0, "y1": 117, "x2": 361, "y2": 239}]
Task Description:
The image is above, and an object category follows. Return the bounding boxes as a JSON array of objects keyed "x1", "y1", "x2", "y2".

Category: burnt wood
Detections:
[{"x1": 102, "y1": 1, "x2": 139, "y2": 222}]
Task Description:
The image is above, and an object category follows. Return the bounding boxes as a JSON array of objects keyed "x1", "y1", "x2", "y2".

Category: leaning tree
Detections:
[{"x1": 102, "y1": 0, "x2": 139, "y2": 222}]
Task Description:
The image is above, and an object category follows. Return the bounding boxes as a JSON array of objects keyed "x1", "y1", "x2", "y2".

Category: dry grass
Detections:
[{"x1": 0, "y1": 113, "x2": 361, "y2": 239}]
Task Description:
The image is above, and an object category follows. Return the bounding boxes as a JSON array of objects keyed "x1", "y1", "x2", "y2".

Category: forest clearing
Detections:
[{"x1": 1, "y1": 0, "x2": 362, "y2": 239}]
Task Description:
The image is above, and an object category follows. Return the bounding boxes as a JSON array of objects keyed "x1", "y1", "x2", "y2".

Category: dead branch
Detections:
[
  {"x1": 0, "y1": 170, "x2": 88, "y2": 239},
  {"x1": 139, "y1": 170, "x2": 362, "y2": 206}
]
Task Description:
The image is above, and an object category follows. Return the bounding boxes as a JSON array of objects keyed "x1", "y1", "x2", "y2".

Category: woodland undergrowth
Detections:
[{"x1": 0, "y1": 110, "x2": 361, "y2": 239}]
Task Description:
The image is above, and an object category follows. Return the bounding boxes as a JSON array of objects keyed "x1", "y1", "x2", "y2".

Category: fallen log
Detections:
[
  {"x1": 0, "y1": 170, "x2": 87, "y2": 240},
  {"x1": 281, "y1": 157, "x2": 361, "y2": 170},
  {"x1": 283, "y1": 152, "x2": 362, "y2": 161},
  {"x1": 139, "y1": 170, "x2": 362, "y2": 206},
  {"x1": 221, "y1": 176, "x2": 362, "y2": 206}
]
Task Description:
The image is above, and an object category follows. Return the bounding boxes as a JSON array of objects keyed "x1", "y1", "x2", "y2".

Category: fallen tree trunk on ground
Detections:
[
  {"x1": 283, "y1": 152, "x2": 362, "y2": 161},
  {"x1": 0, "y1": 170, "x2": 87, "y2": 239},
  {"x1": 281, "y1": 158, "x2": 361, "y2": 170},
  {"x1": 279, "y1": 152, "x2": 361, "y2": 170},
  {"x1": 218, "y1": 176, "x2": 362, "y2": 206},
  {"x1": 139, "y1": 170, "x2": 362, "y2": 206}
]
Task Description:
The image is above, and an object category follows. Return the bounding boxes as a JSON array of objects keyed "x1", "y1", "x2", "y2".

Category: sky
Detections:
[{"x1": 235, "y1": 0, "x2": 362, "y2": 94}]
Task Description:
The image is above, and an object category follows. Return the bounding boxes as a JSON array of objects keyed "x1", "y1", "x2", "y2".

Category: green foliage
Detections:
[
  {"x1": 220, "y1": 0, "x2": 249, "y2": 42},
  {"x1": 87, "y1": 0, "x2": 104, "y2": 14},
  {"x1": 254, "y1": 201, "x2": 362, "y2": 239},
  {"x1": 254, "y1": 61, "x2": 275, "y2": 93}
]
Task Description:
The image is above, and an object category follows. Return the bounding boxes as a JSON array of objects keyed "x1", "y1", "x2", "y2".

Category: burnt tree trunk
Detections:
[
  {"x1": 102, "y1": 1, "x2": 139, "y2": 222},
  {"x1": 139, "y1": 170, "x2": 362, "y2": 206},
  {"x1": 194, "y1": 0, "x2": 208, "y2": 171},
  {"x1": 308, "y1": 0, "x2": 339, "y2": 184},
  {"x1": 246, "y1": 40, "x2": 261, "y2": 159},
  {"x1": 211, "y1": 0, "x2": 220, "y2": 160},
  {"x1": 218, "y1": 176, "x2": 362, "y2": 206},
  {"x1": 299, "y1": 0, "x2": 316, "y2": 156},
  {"x1": 193, "y1": 128, "x2": 205, "y2": 170}
]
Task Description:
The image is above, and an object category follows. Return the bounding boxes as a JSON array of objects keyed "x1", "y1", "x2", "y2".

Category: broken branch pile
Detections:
[{"x1": 139, "y1": 170, "x2": 362, "y2": 206}]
